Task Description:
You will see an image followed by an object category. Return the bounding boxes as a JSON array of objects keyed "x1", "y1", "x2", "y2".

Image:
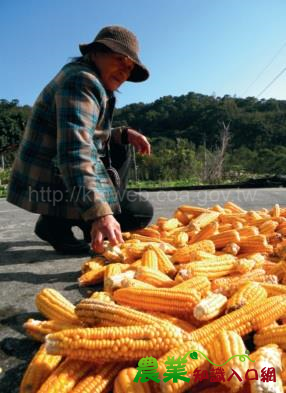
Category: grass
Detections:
[
  {"x1": 0, "y1": 185, "x2": 7, "y2": 198},
  {"x1": 128, "y1": 178, "x2": 201, "y2": 188},
  {"x1": 0, "y1": 169, "x2": 10, "y2": 198},
  {"x1": 0, "y1": 168, "x2": 277, "y2": 199}
]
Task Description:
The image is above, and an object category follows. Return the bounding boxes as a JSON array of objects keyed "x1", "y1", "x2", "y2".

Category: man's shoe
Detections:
[{"x1": 34, "y1": 216, "x2": 91, "y2": 255}]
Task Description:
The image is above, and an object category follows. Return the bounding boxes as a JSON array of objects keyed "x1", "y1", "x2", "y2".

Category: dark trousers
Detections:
[{"x1": 43, "y1": 143, "x2": 153, "y2": 240}]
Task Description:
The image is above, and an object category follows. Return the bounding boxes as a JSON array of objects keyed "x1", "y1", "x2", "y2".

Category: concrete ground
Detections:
[{"x1": 0, "y1": 187, "x2": 286, "y2": 392}]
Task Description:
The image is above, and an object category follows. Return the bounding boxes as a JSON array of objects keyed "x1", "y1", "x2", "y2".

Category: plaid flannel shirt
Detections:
[{"x1": 7, "y1": 59, "x2": 123, "y2": 220}]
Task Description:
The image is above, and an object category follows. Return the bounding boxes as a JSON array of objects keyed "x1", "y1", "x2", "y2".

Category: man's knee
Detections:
[{"x1": 117, "y1": 191, "x2": 154, "y2": 231}]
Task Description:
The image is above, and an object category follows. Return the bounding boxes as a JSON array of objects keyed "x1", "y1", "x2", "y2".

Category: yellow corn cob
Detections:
[
  {"x1": 122, "y1": 231, "x2": 131, "y2": 240},
  {"x1": 172, "y1": 240, "x2": 216, "y2": 263},
  {"x1": 127, "y1": 259, "x2": 143, "y2": 269},
  {"x1": 155, "y1": 341, "x2": 209, "y2": 393},
  {"x1": 165, "y1": 223, "x2": 191, "y2": 236},
  {"x1": 214, "y1": 252, "x2": 239, "y2": 261},
  {"x1": 261, "y1": 283, "x2": 286, "y2": 296},
  {"x1": 89, "y1": 291, "x2": 114, "y2": 303},
  {"x1": 114, "y1": 367, "x2": 152, "y2": 393},
  {"x1": 219, "y1": 214, "x2": 246, "y2": 225},
  {"x1": 188, "y1": 295, "x2": 286, "y2": 345},
  {"x1": 35, "y1": 288, "x2": 80, "y2": 325},
  {"x1": 218, "y1": 223, "x2": 233, "y2": 232},
  {"x1": 277, "y1": 221, "x2": 286, "y2": 231},
  {"x1": 237, "y1": 226, "x2": 259, "y2": 238},
  {"x1": 81, "y1": 257, "x2": 105, "y2": 274},
  {"x1": 222, "y1": 242, "x2": 240, "y2": 255},
  {"x1": 191, "y1": 211, "x2": 220, "y2": 229},
  {"x1": 268, "y1": 231, "x2": 282, "y2": 246},
  {"x1": 244, "y1": 210, "x2": 263, "y2": 223},
  {"x1": 275, "y1": 240, "x2": 286, "y2": 258},
  {"x1": 37, "y1": 358, "x2": 93, "y2": 393},
  {"x1": 24, "y1": 319, "x2": 80, "y2": 342},
  {"x1": 78, "y1": 265, "x2": 106, "y2": 286},
  {"x1": 264, "y1": 274, "x2": 279, "y2": 284},
  {"x1": 173, "y1": 231, "x2": 189, "y2": 247},
  {"x1": 160, "y1": 235, "x2": 175, "y2": 244},
  {"x1": 178, "y1": 205, "x2": 209, "y2": 215},
  {"x1": 275, "y1": 261, "x2": 286, "y2": 281},
  {"x1": 226, "y1": 282, "x2": 268, "y2": 313},
  {"x1": 118, "y1": 248, "x2": 135, "y2": 264},
  {"x1": 135, "y1": 266, "x2": 174, "y2": 287},
  {"x1": 141, "y1": 248, "x2": 159, "y2": 270},
  {"x1": 211, "y1": 269, "x2": 269, "y2": 296},
  {"x1": 103, "y1": 270, "x2": 136, "y2": 292},
  {"x1": 113, "y1": 287, "x2": 201, "y2": 317},
  {"x1": 173, "y1": 269, "x2": 193, "y2": 284},
  {"x1": 125, "y1": 242, "x2": 148, "y2": 259},
  {"x1": 174, "y1": 209, "x2": 191, "y2": 225},
  {"x1": 45, "y1": 324, "x2": 185, "y2": 362},
  {"x1": 207, "y1": 330, "x2": 249, "y2": 392},
  {"x1": 102, "y1": 245, "x2": 124, "y2": 263},
  {"x1": 121, "y1": 277, "x2": 155, "y2": 289},
  {"x1": 156, "y1": 216, "x2": 168, "y2": 226},
  {"x1": 75, "y1": 298, "x2": 174, "y2": 327},
  {"x1": 104, "y1": 262, "x2": 122, "y2": 278},
  {"x1": 71, "y1": 362, "x2": 124, "y2": 393},
  {"x1": 239, "y1": 235, "x2": 273, "y2": 254},
  {"x1": 211, "y1": 203, "x2": 225, "y2": 212},
  {"x1": 210, "y1": 229, "x2": 240, "y2": 249},
  {"x1": 150, "y1": 312, "x2": 196, "y2": 333},
  {"x1": 279, "y1": 227, "x2": 286, "y2": 237},
  {"x1": 121, "y1": 238, "x2": 141, "y2": 245},
  {"x1": 130, "y1": 234, "x2": 163, "y2": 243},
  {"x1": 20, "y1": 344, "x2": 62, "y2": 393},
  {"x1": 103, "y1": 263, "x2": 123, "y2": 293},
  {"x1": 224, "y1": 201, "x2": 246, "y2": 213},
  {"x1": 254, "y1": 325, "x2": 286, "y2": 349},
  {"x1": 161, "y1": 217, "x2": 181, "y2": 231},
  {"x1": 187, "y1": 250, "x2": 219, "y2": 261},
  {"x1": 193, "y1": 292, "x2": 227, "y2": 321},
  {"x1": 240, "y1": 253, "x2": 265, "y2": 268},
  {"x1": 258, "y1": 220, "x2": 279, "y2": 235},
  {"x1": 231, "y1": 220, "x2": 244, "y2": 229},
  {"x1": 148, "y1": 297, "x2": 286, "y2": 393},
  {"x1": 159, "y1": 241, "x2": 180, "y2": 255},
  {"x1": 249, "y1": 344, "x2": 283, "y2": 393},
  {"x1": 271, "y1": 203, "x2": 281, "y2": 218},
  {"x1": 134, "y1": 227, "x2": 161, "y2": 238},
  {"x1": 148, "y1": 244, "x2": 176, "y2": 276},
  {"x1": 182, "y1": 258, "x2": 237, "y2": 279},
  {"x1": 234, "y1": 257, "x2": 256, "y2": 273},
  {"x1": 171, "y1": 276, "x2": 211, "y2": 297},
  {"x1": 190, "y1": 221, "x2": 218, "y2": 244},
  {"x1": 149, "y1": 224, "x2": 161, "y2": 230}
]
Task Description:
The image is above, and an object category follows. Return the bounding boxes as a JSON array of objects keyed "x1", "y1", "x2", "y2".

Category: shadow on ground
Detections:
[
  {"x1": 0, "y1": 240, "x2": 84, "y2": 266},
  {"x1": 0, "y1": 338, "x2": 39, "y2": 393}
]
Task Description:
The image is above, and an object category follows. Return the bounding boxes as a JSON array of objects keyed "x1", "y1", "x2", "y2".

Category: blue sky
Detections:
[{"x1": 1, "y1": 0, "x2": 286, "y2": 108}]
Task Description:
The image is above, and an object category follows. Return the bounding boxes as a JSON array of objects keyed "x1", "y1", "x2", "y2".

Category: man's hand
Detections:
[
  {"x1": 91, "y1": 215, "x2": 123, "y2": 253},
  {"x1": 127, "y1": 128, "x2": 151, "y2": 155}
]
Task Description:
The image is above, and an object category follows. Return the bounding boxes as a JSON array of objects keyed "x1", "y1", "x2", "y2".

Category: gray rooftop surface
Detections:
[{"x1": 0, "y1": 187, "x2": 286, "y2": 392}]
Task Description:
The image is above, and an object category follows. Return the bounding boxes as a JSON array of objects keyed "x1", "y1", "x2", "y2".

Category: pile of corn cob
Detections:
[{"x1": 20, "y1": 202, "x2": 286, "y2": 392}]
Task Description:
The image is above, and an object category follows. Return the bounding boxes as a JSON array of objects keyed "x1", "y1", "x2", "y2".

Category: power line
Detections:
[
  {"x1": 257, "y1": 66, "x2": 286, "y2": 98},
  {"x1": 242, "y1": 41, "x2": 286, "y2": 96}
]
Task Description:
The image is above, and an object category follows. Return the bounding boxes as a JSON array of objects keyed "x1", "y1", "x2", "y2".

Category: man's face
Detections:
[{"x1": 92, "y1": 51, "x2": 135, "y2": 91}]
